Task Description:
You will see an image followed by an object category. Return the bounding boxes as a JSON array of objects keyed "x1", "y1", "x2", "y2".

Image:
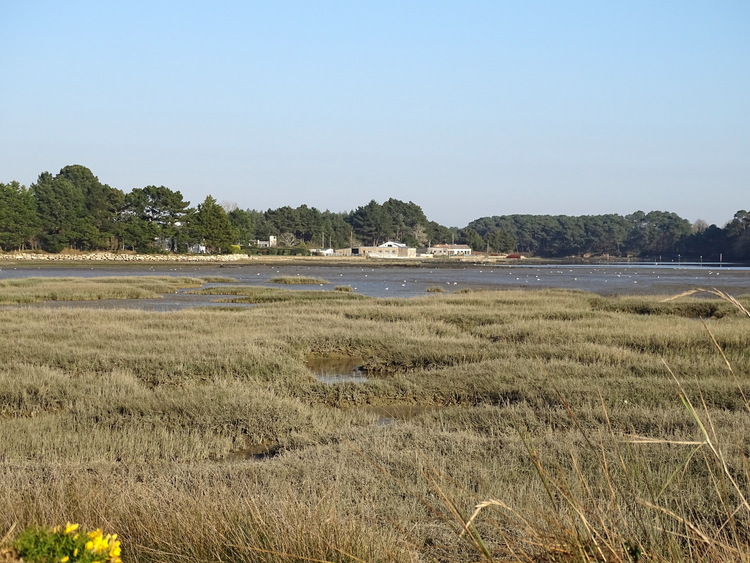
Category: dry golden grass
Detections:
[{"x1": 0, "y1": 278, "x2": 749, "y2": 561}]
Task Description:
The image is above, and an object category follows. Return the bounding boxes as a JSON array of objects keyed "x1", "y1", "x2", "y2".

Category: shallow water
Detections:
[
  {"x1": 1, "y1": 261, "x2": 749, "y2": 310},
  {"x1": 307, "y1": 356, "x2": 368, "y2": 384}
]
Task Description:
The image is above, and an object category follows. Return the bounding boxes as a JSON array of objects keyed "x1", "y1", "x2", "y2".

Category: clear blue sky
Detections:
[{"x1": 2, "y1": 1, "x2": 748, "y2": 227}]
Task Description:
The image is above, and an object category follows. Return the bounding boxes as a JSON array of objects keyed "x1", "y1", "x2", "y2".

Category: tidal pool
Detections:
[{"x1": 307, "y1": 356, "x2": 369, "y2": 384}]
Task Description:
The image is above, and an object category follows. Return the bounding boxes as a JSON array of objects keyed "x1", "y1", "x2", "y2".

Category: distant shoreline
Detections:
[
  {"x1": 0, "y1": 251, "x2": 533, "y2": 266},
  {"x1": 4, "y1": 252, "x2": 740, "y2": 270},
  {"x1": 0, "y1": 251, "x2": 251, "y2": 263}
]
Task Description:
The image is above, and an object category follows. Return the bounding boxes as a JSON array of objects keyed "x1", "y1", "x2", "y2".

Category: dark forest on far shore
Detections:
[{"x1": 1, "y1": 165, "x2": 748, "y2": 261}]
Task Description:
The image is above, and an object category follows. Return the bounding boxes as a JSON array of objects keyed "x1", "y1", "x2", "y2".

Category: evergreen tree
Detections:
[
  {"x1": 725, "y1": 210, "x2": 750, "y2": 260},
  {"x1": 121, "y1": 185, "x2": 190, "y2": 252},
  {"x1": 228, "y1": 208, "x2": 256, "y2": 247},
  {"x1": 424, "y1": 221, "x2": 455, "y2": 246},
  {"x1": 347, "y1": 200, "x2": 393, "y2": 245},
  {"x1": 0, "y1": 181, "x2": 40, "y2": 250},
  {"x1": 58, "y1": 165, "x2": 124, "y2": 250},
  {"x1": 485, "y1": 230, "x2": 516, "y2": 253},
  {"x1": 382, "y1": 198, "x2": 429, "y2": 245},
  {"x1": 31, "y1": 172, "x2": 88, "y2": 252},
  {"x1": 191, "y1": 196, "x2": 236, "y2": 253},
  {"x1": 457, "y1": 227, "x2": 485, "y2": 251}
]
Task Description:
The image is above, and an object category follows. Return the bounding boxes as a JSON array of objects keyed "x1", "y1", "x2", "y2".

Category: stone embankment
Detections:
[{"x1": 0, "y1": 252, "x2": 252, "y2": 262}]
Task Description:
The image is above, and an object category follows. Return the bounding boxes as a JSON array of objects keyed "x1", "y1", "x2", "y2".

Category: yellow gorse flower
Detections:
[
  {"x1": 19, "y1": 522, "x2": 122, "y2": 563},
  {"x1": 81, "y1": 528, "x2": 122, "y2": 561}
]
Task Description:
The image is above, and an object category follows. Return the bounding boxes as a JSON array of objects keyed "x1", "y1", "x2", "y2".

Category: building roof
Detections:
[{"x1": 433, "y1": 244, "x2": 471, "y2": 249}]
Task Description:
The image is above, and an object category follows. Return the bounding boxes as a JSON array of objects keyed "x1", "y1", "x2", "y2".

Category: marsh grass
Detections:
[
  {"x1": 0, "y1": 276, "x2": 232, "y2": 304},
  {"x1": 268, "y1": 275, "x2": 331, "y2": 285},
  {"x1": 190, "y1": 285, "x2": 367, "y2": 303},
  {"x1": 442, "y1": 288, "x2": 750, "y2": 562},
  {"x1": 1, "y1": 281, "x2": 750, "y2": 561}
]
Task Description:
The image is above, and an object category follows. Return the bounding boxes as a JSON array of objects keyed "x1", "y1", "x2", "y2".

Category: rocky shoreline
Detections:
[
  {"x1": 0, "y1": 252, "x2": 530, "y2": 267},
  {"x1": 0, "y1": 252, "x2": 252, "y2": 262}
]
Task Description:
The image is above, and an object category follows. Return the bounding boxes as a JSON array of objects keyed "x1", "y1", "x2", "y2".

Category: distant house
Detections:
[
  {"x1": 351, "y1": 241, "x2": 416, "y2": 258},
  {"x1": 187, "y1": 243, "x2": 207, "y2": 254},
  {"x1": 256, "y1": 235, "x2": 277, "y2": 248},
  {"x1": 426, "y1": 244, "x2": 472, "y2": 257}
]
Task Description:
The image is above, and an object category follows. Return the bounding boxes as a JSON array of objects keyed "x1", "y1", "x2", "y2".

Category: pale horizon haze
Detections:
[{"x1": 1, "y1": 1, "x2": 748, "y2": 228}]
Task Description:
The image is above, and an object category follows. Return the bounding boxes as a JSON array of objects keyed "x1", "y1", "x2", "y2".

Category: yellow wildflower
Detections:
[
  {"x1": 91, "y1": 536, "x2": 109, "y2": 553},
  {"x1": 64, "y1": 522, "x2": 79, "y2": 534},
  {"x1": 60, "y1": 557, "x2": 69, "y2": 563}
]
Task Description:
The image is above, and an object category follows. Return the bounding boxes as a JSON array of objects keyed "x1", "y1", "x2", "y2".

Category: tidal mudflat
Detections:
[{"x1": 1, "y1": 260, "x2": 749, "y2": 302}]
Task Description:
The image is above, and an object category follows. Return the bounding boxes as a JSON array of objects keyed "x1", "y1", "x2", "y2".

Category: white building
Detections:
[
  {"x1": 351, "y1": 241, "x2": 416, "y2": 258},
  {"x1": 256, "y1": 235, "x2": 277, "y2": 248},
  {"x1": 427, "y1": 244, "x2": 472, "y2": 256}
]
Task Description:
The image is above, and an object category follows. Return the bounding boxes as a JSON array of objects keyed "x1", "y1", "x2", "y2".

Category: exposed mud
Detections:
[{"x1": 221, "y1": 441, "x2": 281, "y2": 462}]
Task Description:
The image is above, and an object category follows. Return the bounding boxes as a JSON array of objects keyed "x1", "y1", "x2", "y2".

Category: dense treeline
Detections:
[
  {"x1": 466, "y1": 211, "x2": 749, "y2": 261},
  {"x1": 0, "y1": 164, "x2": 748, "y2": 260}
]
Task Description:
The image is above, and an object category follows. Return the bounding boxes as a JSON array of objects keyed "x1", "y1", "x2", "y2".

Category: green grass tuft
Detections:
[{"x1": 268, "y1": 276, "x2": 331, "y2": 285}]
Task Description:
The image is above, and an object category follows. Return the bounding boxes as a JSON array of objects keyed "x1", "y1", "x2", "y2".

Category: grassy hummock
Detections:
[
  {"x1": 0, "y1": 276, "x2": 236, "y2": 304},
  {"x1": 268, "y1": 275, "x2": 331, "y2": 285}
]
